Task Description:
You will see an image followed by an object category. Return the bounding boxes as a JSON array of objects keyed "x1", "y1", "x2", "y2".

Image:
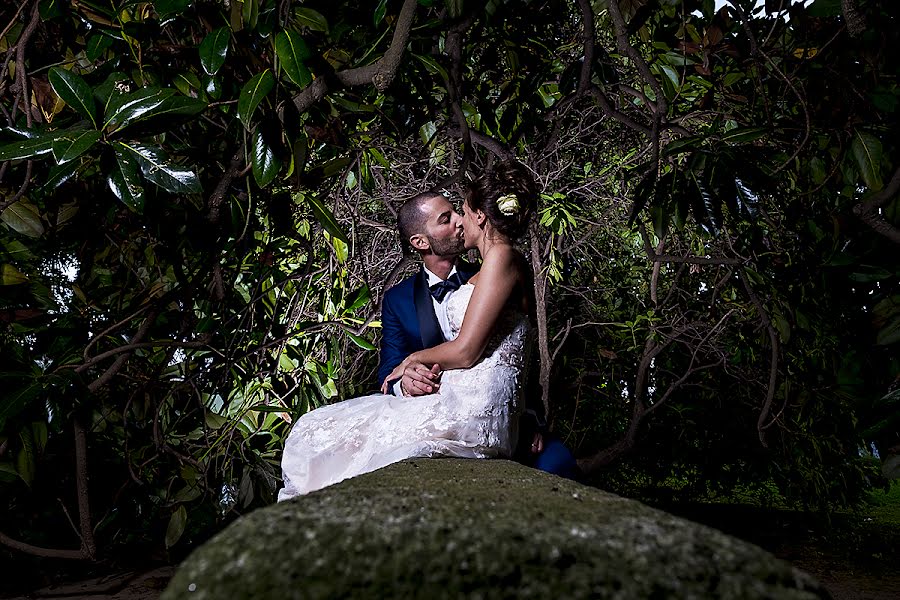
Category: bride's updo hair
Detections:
[{"x1": 465, "y1": 160, "x2": 537, "y2": 240}]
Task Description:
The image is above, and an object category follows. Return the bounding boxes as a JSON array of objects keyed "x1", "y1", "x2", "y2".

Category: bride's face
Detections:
[{"x1": 461, "y1": 199, "x2": 483, "y2": 249}]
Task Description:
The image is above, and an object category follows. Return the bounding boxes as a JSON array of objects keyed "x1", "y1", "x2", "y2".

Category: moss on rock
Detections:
[{"x1": 163, "y1": 459, "x2": 827, "y2": 599}]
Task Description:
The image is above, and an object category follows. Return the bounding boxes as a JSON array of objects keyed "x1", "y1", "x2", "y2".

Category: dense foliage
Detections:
[{"x1": 0, "y1": 0, "x2": 896, "y2": 566}]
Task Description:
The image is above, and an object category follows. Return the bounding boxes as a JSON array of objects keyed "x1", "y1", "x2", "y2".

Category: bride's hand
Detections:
[{"x1": 381, "y1": 358, "x2": 440, "y2": 395}]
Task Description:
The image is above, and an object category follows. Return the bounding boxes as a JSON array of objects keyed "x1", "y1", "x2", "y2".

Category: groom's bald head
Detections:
[{"x1": 398, "y1": 192, "x2": 444, "y2": 250}]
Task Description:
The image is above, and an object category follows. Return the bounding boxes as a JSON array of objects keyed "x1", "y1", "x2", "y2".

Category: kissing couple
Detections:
[{"x1": 279, "y1": 161, "x2": 577, "y2": 500}]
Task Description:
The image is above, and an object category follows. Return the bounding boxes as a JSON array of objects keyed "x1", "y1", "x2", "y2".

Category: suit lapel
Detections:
[{"x1": 414, "y1": 269, "x2": 444, "y2": 348}]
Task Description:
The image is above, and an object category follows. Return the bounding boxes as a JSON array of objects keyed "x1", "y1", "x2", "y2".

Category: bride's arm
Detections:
[{"x1": 408, "y1": 246, "x2": 519, "y2": 370}]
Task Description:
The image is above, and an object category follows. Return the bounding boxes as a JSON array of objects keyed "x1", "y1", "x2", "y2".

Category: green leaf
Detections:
[
  {"x1": 344, "y1": 284, "x2": 371, "y2": 312},
  {"x1": 237, "y1": 70, "x2": 274, "y2": 127},
  {"x1": 876, "y1": 315, "x2": 900, "y2": 346},
  {"x1": 85, "y1": 33, "x2": 114, "y2": 61},
  {"x1": 200, "y1": 27, "x2": 230, "y2": 76},
  {"x1": 48, "y1": 67, "x2": 97, "y2": 127},
  {"x1": 42, "y1": 160, "x2": 80, "y2": 192},
  {"x1": 0, "y1": 135, "x2": 54, "y2": 161},
  {"x1": 274, "y1": 31, "x2": 312, "y2": 88},
  {"x1": 108, "y1": 145, "x2": 145, "y2": 212},
  {"x1": 32, "y1": 422, "x2": 48, "y2": 454},
  {"x1": 39, "y1": 0, "x2": 64, "y2": 19},
  {"x1": 649, "y1": 203, "x2": 668, "y2": 240},
  {"x1": 103, "y1": 87, "x2": 175, "y2": 131},
  {"x1": 720, "y1": 127, "x2": 768, "y2": 144},
  {"x1": 1, "y1": 202, "x2": 45, "y2": 238},
  {"x1": 294, "y1": 8, "x2": 328, "y2": 32},
  {"x1": 16, "y1": 428, "x2": 35, "y2": 487},
  {"x1": 251, "y1": 128, "x2": 281, "y2": 188},
  {"x1": 0, "y1": 264, "x2": 28, "y2": 285},
  {"x1": 301, "y1": 194, "x2": 347, "y2": 243},
  {"x1": 242, "y1": 0, "x2": 259, "y2": 29},
  {"x1": 118, "y1": 142, "x2": 201, "y2": 194},
  {"x1": 154, "y1": 0, "x2": 192, "y2": 20},
  {"x1": 851, "y1": 131, "x2": 883, "y2": 191},
  {"x1": 203, "y1": 75, "x2": 223, "y2": 100},
  {"x1": 347, "y1": 332, "x2": 376, "y2": 351},
  {"x1": 205, "y1": 411, "x2": 228, "y2": 429},
  {"x1": 807, "y1": 0, "x2": 841, "y2": 17},
  {"x1": 374, "y1": 0, "x2": 387, "y2": 25},
  {"x1": 367, "y1": 147, "x2": 390, "y2": 168},
  {"x1": 165, "y1": 505, "x2": 187, "y2": 548},
  {"x1": 173, "y1": 72, "x2": 202, "y2": 97},
  {"x1": 144, "y1": 95, "x2": 207, "y2": 121},
  {"x1": 412, "y1": 53, "x2": 449, "y2": 83},
  {"x1": 0, "y1": 377, "x2": 42, "y2": 425},
  {"x1": 662, "y1": 136, "x2": 702, "y2": 157},
  {"x1": 51, "y1": 129, "x2": 102, "y2": 164}
]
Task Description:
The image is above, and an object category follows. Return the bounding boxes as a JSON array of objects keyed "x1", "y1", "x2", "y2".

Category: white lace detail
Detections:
[{"x1": 279, "y1": 284, "x2": 532, "y2": 500}]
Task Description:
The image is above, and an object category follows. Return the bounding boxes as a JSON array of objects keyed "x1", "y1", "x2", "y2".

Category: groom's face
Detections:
[{"x1": 421, "y1": 195, "x2": 464, "y2": 257}]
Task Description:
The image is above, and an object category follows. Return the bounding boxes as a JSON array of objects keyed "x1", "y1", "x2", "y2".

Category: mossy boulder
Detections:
[{"x1": 163, "y1": 459, "x2": 827, "y2": 599}]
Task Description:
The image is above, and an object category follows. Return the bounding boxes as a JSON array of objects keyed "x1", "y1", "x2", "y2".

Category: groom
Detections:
[{"x1": 378, "y1": 192, "x2": 579, "y2": 479}]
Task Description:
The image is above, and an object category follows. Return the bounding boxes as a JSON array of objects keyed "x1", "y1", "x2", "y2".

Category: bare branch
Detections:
[
  {"x1": 853, "y1": 166, "x2": 900, "y2": 244},
  {"x1": 739, "y1": 269, "x2": 780, "y2": 447},
  {"x1": 292, "y1": 0, "x2": 418, "y2": 113}
]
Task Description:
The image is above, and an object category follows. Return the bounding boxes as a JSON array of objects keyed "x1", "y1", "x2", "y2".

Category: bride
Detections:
[{"x1": 278, "y1": 161, "x2": 537, "y2": 500}]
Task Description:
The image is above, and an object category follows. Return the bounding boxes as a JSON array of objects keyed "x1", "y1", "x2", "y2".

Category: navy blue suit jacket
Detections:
[{"x1": 377, "y1": 261, "x2": 479, "y2": 391}]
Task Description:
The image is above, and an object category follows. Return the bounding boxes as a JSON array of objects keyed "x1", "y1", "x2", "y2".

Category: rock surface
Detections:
[{"x1": 163, "y1": 459, "x2": 828, "y2": 599}]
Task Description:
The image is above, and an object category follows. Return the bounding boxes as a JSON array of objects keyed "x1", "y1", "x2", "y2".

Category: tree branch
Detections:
[
  {"x1": 291, "y1": 0, "x2": 418, "y2": 113},
  {"x1": 73, "y1": 419, "x2": 96, "y2": 559},
  {"x1": 853, "y1": 166, "x2": 900, "y2": 244},
  {"x1": 739, "y1": 269, "x2": 780, "y2": 447}
]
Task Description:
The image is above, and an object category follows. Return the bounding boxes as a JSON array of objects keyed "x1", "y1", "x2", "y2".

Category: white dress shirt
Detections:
[{"x1": 394, "y1": 265, "x2": 459, "y2": 396}]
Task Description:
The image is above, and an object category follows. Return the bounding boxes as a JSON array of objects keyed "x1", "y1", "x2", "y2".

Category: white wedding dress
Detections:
[{"x1": 278, "y1": 284, "x2": 531, "y2": 500}]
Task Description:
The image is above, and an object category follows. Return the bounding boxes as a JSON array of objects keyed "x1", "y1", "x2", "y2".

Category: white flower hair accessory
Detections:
[{"x1": 496, "y1": 194, "x2": 520, "y2": 216}]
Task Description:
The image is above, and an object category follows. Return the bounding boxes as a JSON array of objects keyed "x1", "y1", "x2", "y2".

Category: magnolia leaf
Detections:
[
  {"x1": 294, "y1": 8, "x2": 328, "y2": 32},
  {"x1": 104, "y1": 87, "x2": 175, "y2": 131},
  {"x1": 237, "y1": 70, "x2": 274, "y2": 127},
  {"x1": 173, "y1": 72, "x2": 202, "y2": 97},
  {"x1": 85, "y1": 33, "x2": 114, "y2": 61},
  {"x1": 242, "y1": 0, "x2": 259, "y2": 29},
  {"x1": 48, "y1": 67, "x2": 97, "y2": 127},
  {"x1": 347, "y1": 332, "x2": 376, "y2": 351},
  {"x1": 144, "y1": 95, "x2": 207, "y2": 120},
  {"x1": 154, "y1": 0, "x2": 192, "y2": 20},
  {"x1": 108, "y1": 144, "x2": 145, "y2": 212},
  {"x1": 0, "y1": 264, "x2": 28, "y2": 285},
  {"x1": 0, "y1": 136, "x2": 54, "y2": 161},
  {"x1": 304, "y1": 194, "x2": 348, "y2": 243},
  {"x1": 16, "y1": 428, "x2": 35, "y2": 487},
  {"x1": 118, "y1": 142, "x2": 200, "y2": 194},
  {"x1": 876, "y1": 315, "x2": 900, "y2": 346},
  {"x1": 1, "y1": 202, "x2": 45, "y2": 238},
  {"x1": 200, "y1": 27, "x2": 230, "y2": 76},
  {"x1": 42, "y1": 160, "x2": 80, "y2": 192},
  {"x1": 51, "y1": 129, "x2": 102, "y2": 164},
  {"x1": 851, "y1": 131, "x2": 883, "y2": 191},
  {"x1": 251, "y1": 128, "x2": 281, "y2": 188},
  {"x1": 165, "y1": 505, "x2": 187, "y2": 548},
  {"x1": 374, "y1": 0, "x2": 387, "y2": 25},
  {"x1": 720, "y1": 127, "x2": 768, "y2": 144},
  {"x1": 274, "y1": 31, "x2": 312, "y2": 88}
]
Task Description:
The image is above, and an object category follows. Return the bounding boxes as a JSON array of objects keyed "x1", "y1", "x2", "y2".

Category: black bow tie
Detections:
[{"x1": 430, "y1": 272, "x2": 464, "y2": 302}]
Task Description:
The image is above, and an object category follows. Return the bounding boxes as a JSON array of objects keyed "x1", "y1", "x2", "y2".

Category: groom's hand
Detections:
[{"x1": 401, "y1": 362, "x2": 441, "y2": 396}]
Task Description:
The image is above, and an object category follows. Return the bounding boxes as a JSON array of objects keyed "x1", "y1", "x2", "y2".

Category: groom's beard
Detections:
[{"x1": 427, "y1": 233, "x2": 465, "y2": 257}]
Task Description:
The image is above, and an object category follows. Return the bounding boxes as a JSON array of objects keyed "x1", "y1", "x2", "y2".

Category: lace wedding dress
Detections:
[{"x1": 278, "y1": 284, "x2": 531, "y2": 500}]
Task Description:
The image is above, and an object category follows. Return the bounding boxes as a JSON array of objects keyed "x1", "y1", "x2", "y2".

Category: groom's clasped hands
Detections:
[{"x1": 380, "y1": 359, "x2": 442, "y2": 395}]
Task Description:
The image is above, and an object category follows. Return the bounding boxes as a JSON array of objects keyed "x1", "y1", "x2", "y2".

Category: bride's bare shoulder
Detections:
[{"x1": 479, "y1": 244, "x2": 527, "y2": 282}]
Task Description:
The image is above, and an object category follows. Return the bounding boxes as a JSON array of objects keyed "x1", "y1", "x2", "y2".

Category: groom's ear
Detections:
[{"x1": 409, "y1": 234, "x2": 430, "y2": 251}]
